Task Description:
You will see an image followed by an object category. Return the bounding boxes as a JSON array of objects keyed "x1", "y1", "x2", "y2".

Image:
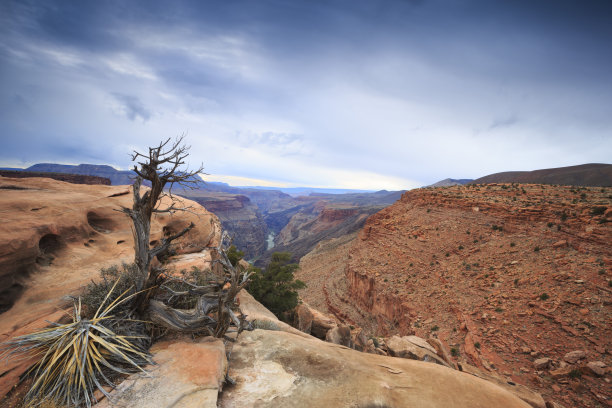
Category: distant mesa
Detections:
[
  {"x1": 0, "y1": 169, "x2": 110, "y2": 185},
  {"x1": 470, "y1": 163, "x2": 612, "y2": 186},
  {"x1": 24, "y1": 163, "x2": 136, "y2": 185}
]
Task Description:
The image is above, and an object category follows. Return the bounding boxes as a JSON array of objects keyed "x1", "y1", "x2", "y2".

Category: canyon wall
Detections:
[
  {"x1": 187, "y1": 193, "x2": 267, "y2": 259},
  {"x1": 298, "y1": 183, "x2": 611, "y2": 408}
]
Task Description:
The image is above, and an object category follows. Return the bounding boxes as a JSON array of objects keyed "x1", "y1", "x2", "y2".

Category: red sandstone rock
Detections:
[
  {"x1": 0, "y1": 176, "x2": 221, "y2": 400},
  {"x1": 297, "y1": 183, "x2": 612, "y2": 408}
]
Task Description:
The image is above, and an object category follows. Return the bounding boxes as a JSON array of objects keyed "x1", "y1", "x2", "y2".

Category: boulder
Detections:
[
  {"x1": 294, "y1": 302, "x2": 337, "y2": 339},
  {"x1": 350, "y1": 327, "x2": 369, "y2": 352},
  {"x1": 427, "y1": 337, "x2": 455, "y2": 367},
  {"x1": 219, "y1": 329, "x2": 533, "y2": 408},
  {"x1": 563, "y1": 350, "x2": 586, "y2": 364},
  {"x1": 386, "y1": 335, "x2": 451, "y2": 367},
  {"x1": 96, "y1": 337, "x2": 227, "y2": 408},
  {"x1": 325, "y1": 325, "x2": 352, "y2": 348},
  {"x1": 533, "y1": 357, "x2": 551, "y2": 370},
  {"x1": 582, "y1": 361, "x2": 606, "y2": 377}
]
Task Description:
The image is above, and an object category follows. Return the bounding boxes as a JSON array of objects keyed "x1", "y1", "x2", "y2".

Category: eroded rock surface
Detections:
[
  {"x1": 0, "y1": 176, "x2": 221, "y2": 399},
  {"x1": 220, "y1": 329, "x2": 532, "y2": 408}
]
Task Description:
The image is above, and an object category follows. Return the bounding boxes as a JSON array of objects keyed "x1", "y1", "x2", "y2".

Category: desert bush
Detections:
[
  {"x1": 81, "y1": 263, "x2": 140, "y2": 319},
  {"x1": 247, "y1": 252, "x2": 306, "y2": 316}
]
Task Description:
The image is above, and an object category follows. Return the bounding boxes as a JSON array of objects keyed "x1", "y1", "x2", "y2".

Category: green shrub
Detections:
[
  {"x1": 247, "y1": 252, "x2": 306, "y2": 316},
  {"x1": 540, "y1": 293, "x2": 549, "y2": 301},
  {"x1": 451, "y1": 347, "x2": 459, "y2": 357},
  {"x1": 591, "y1": 206, "x2": 606, "y2": 216},
  {"x1": 227, "y1": 245, "x2": 245, "y2": 266}
]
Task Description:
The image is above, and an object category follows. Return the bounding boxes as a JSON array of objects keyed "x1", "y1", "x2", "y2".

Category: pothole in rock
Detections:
[
  {"x1": 87, "y1": 211, "x2": 116, "y2": 233},
  {"x1": 36, "y1": 233, "x2": 64, "y2": 266}
]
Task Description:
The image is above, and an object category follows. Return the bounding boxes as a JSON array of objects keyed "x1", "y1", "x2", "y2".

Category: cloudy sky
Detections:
[{"x1": 1, "y1": 0, "x2": 611, "y2": 189}]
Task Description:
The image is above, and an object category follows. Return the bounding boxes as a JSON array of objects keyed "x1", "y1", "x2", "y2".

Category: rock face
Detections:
[
  {"x1": 0, "y1": 176, "x2": 221, "y2": 400},
  {"x1": 190, "y1": 191, "x2": 268, "y2": 259},
  {"x1": 220, "y1": 329, "x2": 532, "y2": 408},
  {"x1": 96, "y1": 337, "x2": 227, "y2": 408},
  {"x1": 184, "y1": 193, "x2": 267, "y2": 260},
  {"x1": 257, "y1": 203, "x2": 381, "y2": 267},
  {"x1": 297, "y1": 183, "x2": 611, "y2": 408}
]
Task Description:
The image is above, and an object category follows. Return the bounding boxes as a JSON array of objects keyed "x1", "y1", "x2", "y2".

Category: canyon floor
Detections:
[{"x1": 297, "y1": 183, "x2": 612, "y2": 408}]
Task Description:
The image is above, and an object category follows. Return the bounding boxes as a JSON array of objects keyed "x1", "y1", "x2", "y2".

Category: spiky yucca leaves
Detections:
[{"x1": 0, "y1": 282, "x2": 152, "y2": 408}]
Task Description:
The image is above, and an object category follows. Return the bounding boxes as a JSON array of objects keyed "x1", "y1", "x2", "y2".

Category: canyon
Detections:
[
  {"x1": 1, "y1": 164, "x2": 611, "y2": 407},
  {"x1": 296, "y1": 182, "x2": 612, "y2": 408},
  {"x1": 0, "y1": 174, "x2": 540, "y2": 408}
]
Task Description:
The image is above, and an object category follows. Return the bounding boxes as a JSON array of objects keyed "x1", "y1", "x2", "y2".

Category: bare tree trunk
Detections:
[{"x1": 118, "y1": 137, "x2": 249, "y2": 337}]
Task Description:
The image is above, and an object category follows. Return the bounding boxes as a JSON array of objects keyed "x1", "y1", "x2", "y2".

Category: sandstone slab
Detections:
[
  {"x1": 96, "y1": 337, "x2": 227, "y2": 408},
  {"x1": 220, "y1": 329, "x2": 532, "y2": 408}
]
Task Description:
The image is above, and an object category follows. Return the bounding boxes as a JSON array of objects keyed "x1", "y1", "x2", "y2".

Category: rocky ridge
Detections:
[
  {"x1": 297, "y1": 183, "x2": 611, "y2": 407},
  {"x1": 0, "y1": 175, "x2": 221, "y2": 400}
]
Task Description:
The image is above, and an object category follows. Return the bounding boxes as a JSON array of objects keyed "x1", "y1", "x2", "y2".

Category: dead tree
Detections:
[
  {"x1": 120, "y1": 136, "x2": 203, "y2": 311},
  {"x1": 119, "y1": 137, "x2": 250, "y2": 338}
]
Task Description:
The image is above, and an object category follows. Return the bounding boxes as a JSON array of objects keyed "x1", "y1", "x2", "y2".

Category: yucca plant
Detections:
[{"x1": 0, "y1": 281, "x2": 152, "y2": 408}]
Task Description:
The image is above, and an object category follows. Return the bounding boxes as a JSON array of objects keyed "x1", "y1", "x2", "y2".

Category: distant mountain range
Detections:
[
  {"x1": 470, "y1": 163, "x2": 612, "y2": 186},
  {"x1": 427, "y1": 163, "x2": 612, "y2": 188},
  {"x1": 3, "y1": 164, "x2": 378, "y2": 195}
]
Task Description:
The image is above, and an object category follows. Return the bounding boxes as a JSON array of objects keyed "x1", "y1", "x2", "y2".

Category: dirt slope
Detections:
[{"x1": 297, "y1": 183, "x2": 612, "y2": 408}]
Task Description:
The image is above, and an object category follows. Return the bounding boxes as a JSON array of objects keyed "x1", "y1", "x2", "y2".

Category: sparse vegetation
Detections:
[
  {"x1": 0, "y1": 282, "x2": 151, "y2": 408},
  {"x1": 569, "y1": 369, "x2": 582, "y2": 379},
  {"x1": 247, "y1": 252, "x2": 306, "y2": 316},
  {"x1": 451, "y1": 347, "x2": 459, "y2": 357},
  {"x1": 540, "y1": 293, "x2": 549, "y2": 301}
]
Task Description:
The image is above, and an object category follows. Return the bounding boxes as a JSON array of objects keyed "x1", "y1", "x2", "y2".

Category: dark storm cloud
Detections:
[{"x1": 1, "y1": 0, "x2": 611, "y2": 187}]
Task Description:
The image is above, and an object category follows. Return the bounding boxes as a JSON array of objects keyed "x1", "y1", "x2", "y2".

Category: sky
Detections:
[{"x1": 1, "y1": 0, "x2": 611, "y2": 190}]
